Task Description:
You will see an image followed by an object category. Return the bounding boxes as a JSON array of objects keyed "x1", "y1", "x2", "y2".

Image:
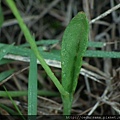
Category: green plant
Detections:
[
  {"x1": 3, "y1": 86, "x2": 25, "y2": 120},
  {"x1": 5, "y1": 0, "x2": 89, "y2": 115},
  {"x1": 61, "y1": 12, "x2": 89, "y2": 114},
  {"x1": 28, "y1": 51, "x2": 37, "y2": 116}
]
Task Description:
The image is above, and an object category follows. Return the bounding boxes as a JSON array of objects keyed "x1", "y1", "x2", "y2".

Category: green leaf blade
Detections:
[
  {"x1": 28, "y1": 51, "x2": 37, "y2": 115},
  {"x1": 0, "y1": 69, "x2": 14, "y2": 82},
  {"x1": 6, "y1": 0, "x2": 67, "y2": 96},
  {"x1": 0, "y1": 44, "x2": 13, "y2": 60},
  {"x1": 61, "y1": 12, "x2": 89, "y2": 94}
]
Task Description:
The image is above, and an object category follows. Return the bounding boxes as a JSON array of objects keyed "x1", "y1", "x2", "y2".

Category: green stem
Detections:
[
  {"x1": 6, "y1": 0, "x2": 68, "y2": 97},
  {"x1": 62, "y1": 94, "x2": 73, "y2": 115}
]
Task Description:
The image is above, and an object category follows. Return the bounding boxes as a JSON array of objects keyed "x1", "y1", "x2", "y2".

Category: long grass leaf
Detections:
[
  {"x1": 20, "y1": 39, "x2": 59, "y2": 47},
  {"x1": 0, "y1": 44, "x2": 13, "y2": 60},
  {"x1": 85, "y1": 50, "x2": 120, "y2": 58},
  {"x1": 28, "y1": 51, "x2": 37, "y2": 115},
  {"x1": 88, "y1": 41, "x2": 105, "y2": 48},
  {"x1": 0, "y1": 59, "x2": 13, "y2": 65},
  {"x1": 6, "y1": 0, "x2": 67, "y2": 96},
  {"x1": 0, "y1": 69, "x2": 14, "y2": 82},
  {"x1": 0, "y1": 43, "x2": 30, "y2": 57},
  {"x1": 3, "y1": 86, "x2": 25, "y2": 120}
]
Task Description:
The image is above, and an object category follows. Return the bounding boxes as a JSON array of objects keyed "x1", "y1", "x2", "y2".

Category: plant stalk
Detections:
[
  {"x1": 62, "y1": 94, "x2": 73, "y2": 115},
  {"x1": 6, "y1": 0, "x2": 68, "y2": 97}
]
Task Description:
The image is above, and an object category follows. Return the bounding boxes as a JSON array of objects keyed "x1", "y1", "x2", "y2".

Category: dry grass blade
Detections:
[{"x1": 90, "y1": 3, "x2": 120, "y2": 24}]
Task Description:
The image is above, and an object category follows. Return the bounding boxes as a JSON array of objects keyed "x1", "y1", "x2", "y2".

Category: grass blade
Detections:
[
  {"x1": 20, "y1": 39, "x2": 59, "y2": 47},
  {"x1": 6, "y1": 0, "x2": 68, "y2": 96},
  {"x1": 0, "y1": 69, "x2": 14, "y2": 82},
  {"x1": 0, "y1": 104, "x2": 18, "y2": 115},
  {"x1": 88, "y1": 41, "x2": 105, "y2": 48},
  {"x1": 3, "y1": 86, "x2": 25, "y2": 120},
  {"x1": 0, "y1": 44, "x2": 13, "y2": 60},
  {"x1": 0, "y1": 59, "x2": 13, "y2": 65},
  {"x1": 85, "y1": 50, "x2": 120, "y2": 58},
  {"x1": 28, "y1": 51, "x2": 37, "y2": 115}
]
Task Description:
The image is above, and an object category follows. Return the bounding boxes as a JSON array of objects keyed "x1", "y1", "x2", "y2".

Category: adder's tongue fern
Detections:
[{"x1": 61, "y1": 12, "x2": 89, "y2": 115}]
